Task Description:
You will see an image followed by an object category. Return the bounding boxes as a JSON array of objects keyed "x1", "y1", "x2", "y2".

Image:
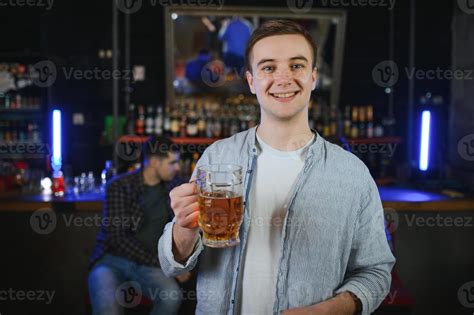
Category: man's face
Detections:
[
  {"x1": 246, "y1": 34, "x2": 317, "y2": 121},
  {"x1": 149, "y1": 152, "x2": 181, "y2": 182}
]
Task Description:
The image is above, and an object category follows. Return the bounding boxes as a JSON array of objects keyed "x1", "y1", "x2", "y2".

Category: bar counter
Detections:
[{"x1": 1, "y1": 187, "x2": 473, "y2": 212}]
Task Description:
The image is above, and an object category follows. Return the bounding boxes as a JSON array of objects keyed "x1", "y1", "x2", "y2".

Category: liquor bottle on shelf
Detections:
[
  {"x1": 197, "y1": 105, "x2": 206, "y2": 137},
  {"x1": 220, "y1": 108, "x2": 230, "y2": 138},
  {"x1": 247, "y1": 107, "x2": 257, "y2": 129},
  {"x1": 374, "y1": 108, "x2": 384, "y2": 138},
  {"x1": 186, "y1": 104, "x2": 198, "y2": 137},
  {"x1": 366, "y1": 105, "x2": 374, "y2": 138},
  {"x1": 27, "y1": 122, "x2": 33, "y2": 140},
  {"x1": 135, "y1": 105, "x2": 145, "y2": 136},
  {"x1": 32, "y1": 123, "x2": 41, "y2": 142},
  {"x1": 329, "y1": 106, "x2": 338, "y2": 137},
  {"x1": 350, "y1": 106, "x2": 359, "y2": 139},
  {"x1": 11, "y1": 121, "x2": 18, "y2": 141},
  {"x1": 145, "y1": 105, "x2": 154, "y2": 136},
  {"x1": 358, "y1": 106, "x2": 366, "y2": 138},
  {"x1": 170, "y1": 109, "x2": 180, "y2": 138},
  {"x1": 239, "y1": 106, "x2": 247, "y2": 132},
  {"x1": 212, "y1": 111, "x2": 222, "y2": 138},
  {"x1": 229, "y1": 110, "x2": 240, "y2": 136},
  {"x1": 179, "y1": 114, "x2": 187, "y2": 138},
  {"x1": 5, "y1": 121, "x2": 11, "y2": 141},
  {"x1": 154, "y1": 106, "x2": 163, "y2": 136},
  {"x1": 163, "y1": 105, "x2": 171, "y2": 136},
  {"x1": 321, "y1": 106, "x2": 330, "y2": 137},
  {"x1": 18, "y1": 121, "x2": 26, "y2": 141},
  {"x1": 343, "y1": 106, "x2": 351, "y2": 137},
  {"x1": 205, "y1": 111, "x2": 214, "y2": 138}
]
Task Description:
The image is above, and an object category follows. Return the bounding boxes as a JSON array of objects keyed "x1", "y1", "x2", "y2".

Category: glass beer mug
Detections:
[{"x1": 196, "y1": 164, "x2": 244, "y2": 248}]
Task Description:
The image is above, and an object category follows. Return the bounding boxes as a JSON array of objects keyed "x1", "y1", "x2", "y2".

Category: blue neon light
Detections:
[
  {"x1": 51, "y1": 109, "x2": 62, "y2": 171},
  {"x1": 419, "y1": 110, "x2": 431, "y2": 171}
]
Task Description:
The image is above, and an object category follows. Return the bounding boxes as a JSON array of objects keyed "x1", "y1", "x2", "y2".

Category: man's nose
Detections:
[{"x1": 273, "y1": 69, "x2": 294, "y2": 86}]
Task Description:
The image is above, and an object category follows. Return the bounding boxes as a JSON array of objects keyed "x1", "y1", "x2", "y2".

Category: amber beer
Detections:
[
  {"x1": 196, "y1": 165, "x2": 244, "y2": 247},
  {"x1": 198, "y1": 191, "x2": 243, "y2": 243}
]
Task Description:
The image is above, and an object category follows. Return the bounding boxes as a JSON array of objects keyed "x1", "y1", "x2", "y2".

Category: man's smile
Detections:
[{"x1": 269, "y1": 90, "x2": 301, "y2": 102}]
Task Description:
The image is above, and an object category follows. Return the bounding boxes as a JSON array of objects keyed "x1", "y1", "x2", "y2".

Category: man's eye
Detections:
[
  {"x1": 292, "y1": 64, "x2": 304, "y2": 70},
  {"x1": 262, "y1": 66, "x2": 273, "y2": 72}
]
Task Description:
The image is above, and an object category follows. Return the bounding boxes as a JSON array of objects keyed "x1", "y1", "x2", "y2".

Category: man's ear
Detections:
[
  {"x1": 149, "y1": 156, "x2": 160, "y2": 167},
  {"x1": 246, "y1": 70, "x2": 256, "y2": 94},
  {"x1": 311, "y1": 66, "x2": 318, "y2": 91}
]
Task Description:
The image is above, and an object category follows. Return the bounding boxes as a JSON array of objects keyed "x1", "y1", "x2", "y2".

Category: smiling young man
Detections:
[{"x1": 158, "y1": 20, "x2": 395, "y2": 315}]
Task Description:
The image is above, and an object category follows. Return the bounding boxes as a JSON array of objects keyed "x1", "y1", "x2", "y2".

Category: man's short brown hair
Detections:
[{"x1": 245, "y1": 19, "x2": 318, "y2": 73}]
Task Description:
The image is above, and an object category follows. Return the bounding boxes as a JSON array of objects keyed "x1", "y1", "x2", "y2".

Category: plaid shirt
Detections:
[{"x1": 89, "y1": 169, "x2": 185, "y2": 268}]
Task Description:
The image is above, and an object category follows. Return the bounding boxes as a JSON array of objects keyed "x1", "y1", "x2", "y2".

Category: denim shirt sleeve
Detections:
[
  {"x1": 158, "y1": 220, "x2": 204, "y2": 277},
  {"x1": 157, "y1": 147, "x2": 212, "y2": 277},
  {"x1": 335, "y1": 174, "x2": 396, "y2": 315}
]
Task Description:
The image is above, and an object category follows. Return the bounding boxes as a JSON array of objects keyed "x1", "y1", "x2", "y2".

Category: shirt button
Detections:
[{"x1": 231, "y1": 299, "x2": 235, "y2": 304}]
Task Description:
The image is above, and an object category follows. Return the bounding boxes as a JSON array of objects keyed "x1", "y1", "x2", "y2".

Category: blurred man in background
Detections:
[{"x1": 88, "y1": 136, "x2": 187, "y2": 315}]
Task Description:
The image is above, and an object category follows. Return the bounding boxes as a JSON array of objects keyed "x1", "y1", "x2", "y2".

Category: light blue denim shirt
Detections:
[{"x1": 158, "y1": 126, "x2": 396, "y2": 315}]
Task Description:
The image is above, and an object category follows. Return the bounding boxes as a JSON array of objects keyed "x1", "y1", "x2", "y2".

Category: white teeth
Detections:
[{"x1": 272, "y1": 92, "x2": 297, "y2": 98}]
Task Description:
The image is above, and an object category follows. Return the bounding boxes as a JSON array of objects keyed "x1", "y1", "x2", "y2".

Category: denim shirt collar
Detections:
[{"x1": 246, "y1": 125, "x2": 322, "y2": 163}]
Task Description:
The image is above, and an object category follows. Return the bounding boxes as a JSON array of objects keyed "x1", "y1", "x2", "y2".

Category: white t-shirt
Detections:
[{"x1": 238, "y1": 132, "x2": 314, "y2": 314}]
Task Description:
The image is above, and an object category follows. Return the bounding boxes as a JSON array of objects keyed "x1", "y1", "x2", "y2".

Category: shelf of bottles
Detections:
[
  {"x1": 0, "y1": 63, "x2": 44, "y2": 145},
  {"x1": 0, "y1": 61, "x2": 48, "y2": 193},
  {"x1": 310, "y1": 102, "x2": 401, "y2": 180},
  {"x1": 309, "y1": 102, "x2": 400, "y2": 143},
  {"x1": 119, "y1": 94, "x2": 259, "y2": 176},
  {"x1": 119, "y1": 93, "x2": 400, "y2": 179}
]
